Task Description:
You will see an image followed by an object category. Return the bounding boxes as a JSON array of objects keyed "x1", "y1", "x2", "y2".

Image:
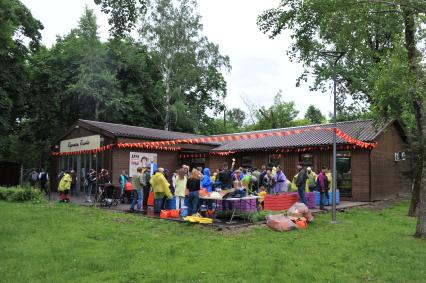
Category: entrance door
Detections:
[{"x1": 336, "y1": 151, "x2": 352, "y2": 197}]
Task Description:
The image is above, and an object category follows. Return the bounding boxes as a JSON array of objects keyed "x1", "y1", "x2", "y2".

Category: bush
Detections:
[{"x1": 0, "y1": 186, "x2": 44, "y2": 203}]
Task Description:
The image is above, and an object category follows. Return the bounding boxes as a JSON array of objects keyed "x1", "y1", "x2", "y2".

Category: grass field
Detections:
[{"x1": 0, "y1": 200, "x2": 425, "y2": 283}]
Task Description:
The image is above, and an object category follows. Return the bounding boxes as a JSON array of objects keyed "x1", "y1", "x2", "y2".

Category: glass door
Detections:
[{"x1": 336, "y1": 151, "x2": 352, "y2": 197}]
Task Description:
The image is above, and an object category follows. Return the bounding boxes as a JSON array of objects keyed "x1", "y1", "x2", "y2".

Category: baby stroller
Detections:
[{"x1": 97, "y1": 184, "x2": 120, "y2": 208}]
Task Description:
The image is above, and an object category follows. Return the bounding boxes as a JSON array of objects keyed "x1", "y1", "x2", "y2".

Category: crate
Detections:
[
  {"x1": 315, "y1": 190, "x2": 340, "y2": 206},
  {"x1": 212, "y1": 199, "x2": 257, "y2": 212},
  {"x1": 264, "y1": 193, "x2": 298, "y2": 211},
  {"x1": 231, "y1": 198, "x2": 257, "y2": 212},
  {"x1": 300, "y1": 192, "x2": 316, "y2": 209}
]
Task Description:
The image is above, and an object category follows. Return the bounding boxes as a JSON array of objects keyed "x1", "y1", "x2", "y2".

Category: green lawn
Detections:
[{"x1": 0, "y1": 201, "x2": 425, "y2": 283}]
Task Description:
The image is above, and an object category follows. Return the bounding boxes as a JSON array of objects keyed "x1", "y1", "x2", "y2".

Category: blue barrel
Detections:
[
  {"x1": 315, "y1": 190, "x2": 340, "y2": 206},
  {"x1": 165, "y1": 196, "x2": 176, "y2": 209},
  {"x1": 180, "y1": 206, "x2": 188, "y2": 217}
]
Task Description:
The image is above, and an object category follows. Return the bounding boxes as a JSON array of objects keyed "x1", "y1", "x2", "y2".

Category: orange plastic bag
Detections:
[
  {"x1": 207, "y1": 210, "x2": 215, "y2": 218},
  {"x1": 160, "y1": 210, "x2": 170, "y2": 219},
  {"x1": 169, "y1": 210, "x2": 180, "y2": 218},
  {"x1": 199, "y1": 188, "x2": 208, "y2": 197},
  {"x1": 291, "y1": 217, "x2": 308, "y2": 229}
]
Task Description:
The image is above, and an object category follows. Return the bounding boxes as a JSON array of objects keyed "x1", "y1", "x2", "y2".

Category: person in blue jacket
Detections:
[{"x1": 202, "y1": 168, "x2": 212, "y2": 192}]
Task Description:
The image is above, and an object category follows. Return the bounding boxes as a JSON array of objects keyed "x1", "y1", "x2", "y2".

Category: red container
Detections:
[
  {"x1": 147, "y1": 191, "x2": 154, "y2": 206},
  {"x1": 264, "y1": 193, "x2": 298, "y2": 211}
]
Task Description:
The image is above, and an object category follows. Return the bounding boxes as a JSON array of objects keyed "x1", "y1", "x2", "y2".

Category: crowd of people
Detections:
[
  {"x1": 54, "y1": 161, "x2": 333, "y2": 211},
  {"x1": 28, "y1": 168, "x2": 49, "y2": 194},
  {"x1": 112, "y1": 162, "x2": 334, "y2": 214}
]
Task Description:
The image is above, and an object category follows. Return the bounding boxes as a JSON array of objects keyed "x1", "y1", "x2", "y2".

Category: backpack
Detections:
[{"x1": 143, "y1": 172, "x2": 151, "y2": 188}]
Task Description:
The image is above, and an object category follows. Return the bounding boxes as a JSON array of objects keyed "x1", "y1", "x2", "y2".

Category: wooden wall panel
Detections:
[
  {"x1": 351, "y1": 150, "x2": 370, "y2": 201},
  {"x1": 370, "y1": 124, "x2": 411, "y2": 200},
  {"x1": 315, "y1": 151, "x2": 331, "y2": 172},
  {"x1": 60, "y1": 127, "x2": 95, "y2": 142},
  {"x1": 280, "y1": 152, "x2": 299, "y2": 180}
]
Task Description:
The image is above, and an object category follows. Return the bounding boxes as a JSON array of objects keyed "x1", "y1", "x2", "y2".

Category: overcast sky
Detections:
[{"x1": 22, "y1": 0, "x2": 334, "y2": 119}]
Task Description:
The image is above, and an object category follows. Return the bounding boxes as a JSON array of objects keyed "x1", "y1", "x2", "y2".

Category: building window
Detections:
[
  {"x1": 241, "y1": 156, "x2": 253, "y2": 167},
  {"x1": 190, "y1": 158, "x2": 205, "y2": 169},
  {"x1": 268, "y1": 153, "x2": 281, "y2": 167},
  {"x1": 336, "y1": 151, "x2": 352, "y2": 197},
  {"x1": 299, "y1": 153, "x2": 314, "y2": 167},
  {"x1": 191, "y1": 158, "x2": 206, "y2": 164}
]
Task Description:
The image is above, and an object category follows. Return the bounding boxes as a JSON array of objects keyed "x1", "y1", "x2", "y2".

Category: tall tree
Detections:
[
  {"x1": 226, "y1": 108, "x2": 246, "y2": 129},
  {"x1": 68, "y1": 7, "x2": 120, "y2": 121},
  {"x1": 27, "y1": 7, "x2": 165, "y2": 168},
  {"x1": 255, "y1": 91, "x2": 299, "y2": 130},
  {"x1": 139, "y1": 0, "x2": 230, "y2": 132},
  {"x1": 305, "y1": 105, "x2": 325, "y2": 124},
  {"x1": 94, "y1": 0, "x2": 147, "y2": 38},
  {"x1": 0, "y1": 0, "x2": 43, "y2": 164},
  {"x1": 258, "y1": 0, "x2": 426, "y2": 238},
  {"x1": 199, "y1": 107, "x2": 246, "y2": 135}
]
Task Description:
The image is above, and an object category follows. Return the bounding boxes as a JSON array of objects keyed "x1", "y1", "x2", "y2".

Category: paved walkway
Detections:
[
  {"x1": 51, "y1": 193, "x2": 369, "y2": 218},
  {"x1": 310, "y1": 201, "x2": 369, "y2": 215}
]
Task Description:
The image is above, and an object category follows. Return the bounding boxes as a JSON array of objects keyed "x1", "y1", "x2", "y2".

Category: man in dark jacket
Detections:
[
  {"x1": 218, "y1": 163, "x2": 232, "y2": 189},
  {"x1": 142, "y1": 167, "x2": 151, "y2": 213},
  {"x1": 295, "y1": 164, "x2": 307, "y2": 205}
]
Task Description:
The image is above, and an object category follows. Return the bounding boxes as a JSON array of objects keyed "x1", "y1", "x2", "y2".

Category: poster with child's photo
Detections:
[{"x1": 129, "y1": 152, "x2": 157, "y2": 176}]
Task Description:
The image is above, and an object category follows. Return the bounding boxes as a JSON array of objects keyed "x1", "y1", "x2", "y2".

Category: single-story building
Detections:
[{"x1": 51, "y1": 119, "x2": 411, "y2": 202}]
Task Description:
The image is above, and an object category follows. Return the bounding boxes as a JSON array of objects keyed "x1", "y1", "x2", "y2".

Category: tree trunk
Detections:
[
  {"x1": 403, "y1": 7, "x2": 426, "y2": 238},
  {"x1": 163, "y1": 70, "x2": 171, "y2": 131},
  {"x1": 94, "y1": 100, "x2": 100, "y2": 121},
  {"x1": 416, "y1": 133, "x2": 426, "y2": 238},
  {"x1": 409, "y1": 149, "x2": 422, "y2": 216}
]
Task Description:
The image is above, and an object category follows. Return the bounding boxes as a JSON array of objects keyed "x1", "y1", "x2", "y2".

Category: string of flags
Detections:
[{"x1": 52, "y1": 127, "x2": 377, "y2": 157}]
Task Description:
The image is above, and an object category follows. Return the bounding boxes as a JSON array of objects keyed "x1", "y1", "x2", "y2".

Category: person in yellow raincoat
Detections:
[
  {"x1": 326, "y1": 168, "x2": 333, "y2": 190},
  {"x1": 58, "y1": 171, "x2": 72, "y2": 202},
  {"x1": 306, "y1": 167, "x2": 317, "y2": 192},
  {"x1": 150, "y1": 168, "x2": 173, "y2": 214}
]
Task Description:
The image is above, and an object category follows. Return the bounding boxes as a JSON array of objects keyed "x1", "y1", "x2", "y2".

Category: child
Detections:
[{"x1": 257, "y1": 186, "x2": 267, "y2": 210}]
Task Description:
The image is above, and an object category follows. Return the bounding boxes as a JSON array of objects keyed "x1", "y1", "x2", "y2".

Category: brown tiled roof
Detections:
[
  {"x1": 79, "y1": 119, "x2": 210, "y2": 141},
  {"x1": 211, "y1": 120, "x2": 386, "y2": 152},
  {"x1": 78, "y1": 119, "x2": 402, "y2": 152}
]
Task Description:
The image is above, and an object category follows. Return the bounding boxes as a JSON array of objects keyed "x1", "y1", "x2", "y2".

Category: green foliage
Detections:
[
  {"x1": 0, "y1": 0, "x2": 43, "y2": 164},
  {"x1": 94, "y1": 0, "x2": 146, "y2": 38},
  {"x1": 1, "y1": 1, "x2": 232, "y2": 169},
  {"x1": 254, "y1": 91, "x2": 299, "y2": 130},
  {"x1": 10, "y1": 6, "x2": 164, "y2": 168},
  {"x1": 257, "y1": 0, "x2": 425, "y2": 125},
  {"x1": 304, "y1": 105, "x2": 325, "y2": 124},
  {"x1": 248, "y1": 210, "x2": 280, "y2": 223},
  {"x1": 0, "y1": 186, "x2": 44, "y2": 203},
  {"x1": 1, "y1": 200, "x2": 426, "y2": 282},
  {"x1": 140, "y1": 0, "x2": 231, "y2": 132}
]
